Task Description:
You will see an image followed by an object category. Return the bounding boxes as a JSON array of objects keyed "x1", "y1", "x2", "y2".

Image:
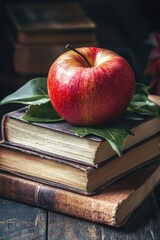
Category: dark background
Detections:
[{"x1": 0, "y1": 0, "x2": 160, "y2": 117}]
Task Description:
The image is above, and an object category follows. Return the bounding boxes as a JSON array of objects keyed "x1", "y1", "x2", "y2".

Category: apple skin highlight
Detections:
[{"x1": 47, "y1": 47, "x2": 135, "y2": 126}]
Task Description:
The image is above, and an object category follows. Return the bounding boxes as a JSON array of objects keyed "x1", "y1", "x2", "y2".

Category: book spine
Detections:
[
  {"x1": 0, "y1": 172, "x2": 116, "y2": 226},
  {"x1": 1, "y1": 115, "x2": 8, "y2": 141}
]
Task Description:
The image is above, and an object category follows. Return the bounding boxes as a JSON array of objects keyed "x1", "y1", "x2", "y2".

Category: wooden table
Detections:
[{"x1": 1, "y1": 185, "x2": 160, "y2": 240}]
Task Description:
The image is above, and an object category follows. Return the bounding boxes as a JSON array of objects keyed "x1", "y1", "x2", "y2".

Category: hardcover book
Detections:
[
  {"x1": 0, "y1": 134, "x2": 159, "y2": 195},
  {"x1": 4, "y1": 28, "x2": 97, "y2": 75},
  {"x1": 5, "y1": 3, "x2": 97, "y2": 44},
  {"x1": 3, "y1": 3, "x2": 98, "y2": 74},
  {"x1": 1, "y1": 107, "x2": 160, "y2": 166},
  {"x1": 1, "y1": 161, "x2": 160, "y2": 227}
]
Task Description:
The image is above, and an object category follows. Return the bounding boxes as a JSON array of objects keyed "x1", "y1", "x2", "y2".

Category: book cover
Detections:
[
  {"x1": 0, "y1": 134, "x2": 159, "y2": 195},
  {"x1": 1, "y1": 161, "x2": 160, "y2": 227},
  {"x1": 5, "y1": 3, "x2": 97, "y2": 44},
  {"x1": 2, "y1": 106, "x2": 160, "y2": 166}
]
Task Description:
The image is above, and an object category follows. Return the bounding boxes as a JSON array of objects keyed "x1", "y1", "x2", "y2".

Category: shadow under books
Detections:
[{"x1": 116, "y1": 195, "x2": 159, "y2": 233}]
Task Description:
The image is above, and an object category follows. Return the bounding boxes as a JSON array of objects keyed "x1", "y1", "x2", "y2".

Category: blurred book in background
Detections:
[{"x1": 4, "y1": 2, "x2": 98, "y2": 75}]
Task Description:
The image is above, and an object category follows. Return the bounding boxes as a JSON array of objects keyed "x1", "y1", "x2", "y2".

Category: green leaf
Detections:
[
  {"x1": 129, "y1": 83, "x2": 149, "y2": 109},
  {"x1": 132, "y1": 83, "x2": 149, "y2": 102},
  {"x1": 72, "y1": 123, "x2": 133, "y2": 157},
  {"x1": 22, "y1": 101, "x2": 63, "y2": 122},
  {"x1": 128, "y1": 100, "x2": 160, "y2": 117},
  {"x1": 123, "y1": 111, "x2": 144, "y2": 120},
  {"x1": 127, "y1": 83, "x2": 160, "y2": 118},
  {"x1": 0, "y1": 77, "x2": 49, "y2": 105}
]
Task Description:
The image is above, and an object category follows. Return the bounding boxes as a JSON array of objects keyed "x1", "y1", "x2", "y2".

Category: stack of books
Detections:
[
  {"x1": 3, "y1": 3, "x2": 98, "y2": 75},
  {"x1": 0, "y1": 106, "x2": 160, "y2": 227}
]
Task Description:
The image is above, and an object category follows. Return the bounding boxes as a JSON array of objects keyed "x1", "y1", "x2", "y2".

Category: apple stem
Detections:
[{"x1": 65, "y1": 44, "x2": 91, "y2": 67}]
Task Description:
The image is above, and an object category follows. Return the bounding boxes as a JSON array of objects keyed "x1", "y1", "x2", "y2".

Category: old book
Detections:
[
  {"x1": 0, "y1": 134, "x2": 159, "y2": 195},
  {"x1": 1, "y1": 162, "x2": 160, "y2": 227},
  {"x1": 5, "y1": 3, "x2": 97, "y2": 44},
  {"x1": 3, "y1": 3, "x2": 98, "y2": 74},
  {"x1": 1, "y1": 107, "x2": 160, "y2": 166},
  {"x1": 4, "y1": 28, "x2": 98, "y2": 75}
]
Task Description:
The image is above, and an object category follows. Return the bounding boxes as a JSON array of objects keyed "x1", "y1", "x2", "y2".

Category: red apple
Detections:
[{"x1": 47, "y1": 45, "x2": 135, "y2": 126}]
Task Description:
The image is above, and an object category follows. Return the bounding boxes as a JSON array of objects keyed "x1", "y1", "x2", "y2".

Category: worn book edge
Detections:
[
  {"x1": 1, "y1": 139, "x2": 160, "y2": 195},
  {"x1": 1, "y1": 106, "x2": 160, "y2": 167},
  {"x1": 1, "y1": 162, "x2": 160, "y2": 226}
]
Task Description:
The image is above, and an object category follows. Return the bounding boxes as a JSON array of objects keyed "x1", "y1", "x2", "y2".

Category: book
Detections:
[
  {"x1": 3, "y1": 3, "x2": 98, "y2": 75},
  {"x1": 0, "y1": 134, "x2": 159, "y2": 195},
  {"x1": 4, "y1": 28, "x2": 98, "y2": 75},
  {"x1": 1, "y1": 107, "x2": 160, "y2": 166},
  {"x1": 4, "y1": 3, "x2": 97, "y2": 44},
  {"x1": 1, "y1": 161, "x2": 160, "y2": 227}
]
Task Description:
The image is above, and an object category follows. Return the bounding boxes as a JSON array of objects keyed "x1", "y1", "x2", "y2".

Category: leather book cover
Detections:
[{"x1": 1, "y1": 162, "x2": 160, "y2": 227}]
